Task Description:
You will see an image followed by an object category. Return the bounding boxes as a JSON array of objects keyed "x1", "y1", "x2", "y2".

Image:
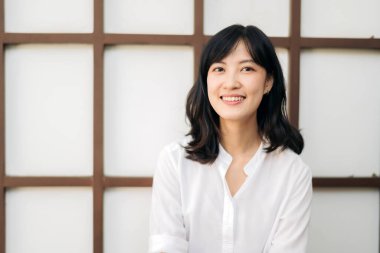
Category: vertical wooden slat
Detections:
[
  {"x1": 289, "y1": 0, "x2": 301, "y2": 128},
  {"x1": 0, "y1": 0, "x2": 5, "y2": 252},
  {"x1": 93, "y1": 42, "x2": 104, "y2": 253},
  {"x1": 0, "y1": 43, "x2": 5, "y2": 253},
  {"x1": 194, "y1": 0, "x2": 203, "y2": 37},
  {"x1": 93, "y1": 0, "x2": 104, "y2": 252},
  {"x1": 193, "y1": 0, "x2": 204, "y2": 81}
]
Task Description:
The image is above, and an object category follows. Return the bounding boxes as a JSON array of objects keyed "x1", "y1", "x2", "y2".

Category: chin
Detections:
[
  {"x1": 219, "y1": 114, "x2": 250, "y2": 122},
  {"x1": 216, "y1": 110, "x2": 257, "y2": 123}
]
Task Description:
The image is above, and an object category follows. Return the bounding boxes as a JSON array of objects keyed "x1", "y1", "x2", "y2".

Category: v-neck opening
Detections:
[{"x1": 218, "y1": 142, "x2": 265, "y2": 199}]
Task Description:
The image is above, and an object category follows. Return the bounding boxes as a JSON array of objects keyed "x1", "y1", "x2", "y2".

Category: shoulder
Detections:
[
  {"x1": 264, "y1": 147, "x2": 312, "y2": 201},
  {"x1": 159, "y1": 137, "x2": 188, "y2": 160},
  {"x1": 157, "y1": 137, "x2": 190, "y2": 170},
  {"x1": 265, "y1": 146, "x2": 312, "y2": 179}
]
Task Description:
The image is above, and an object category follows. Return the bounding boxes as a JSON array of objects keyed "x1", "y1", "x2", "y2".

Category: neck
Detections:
[{"x1": 219, "y1": 117, "x2": 262, "y2": 158}]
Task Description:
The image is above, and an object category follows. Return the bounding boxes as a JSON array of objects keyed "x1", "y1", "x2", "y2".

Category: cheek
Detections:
[
  {"x1": 245, "y1": 77, "x2": 267, "y2": 93},
  {"x1": 206, "y1": 76, "x2": 219, "y2": 96},
  {"x1": 206, "y1": 79, "x2": 220, "y2": 112}
]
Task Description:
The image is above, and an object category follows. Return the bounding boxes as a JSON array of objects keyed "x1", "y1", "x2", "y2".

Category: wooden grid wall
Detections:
[{"x1": 0, "y1": 0, "x2": 380, "y2": 252}]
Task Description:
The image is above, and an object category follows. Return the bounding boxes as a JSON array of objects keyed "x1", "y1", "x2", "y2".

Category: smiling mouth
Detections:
[{"x1": 220, "y1": 96, "x2": 246, "y2": 102}]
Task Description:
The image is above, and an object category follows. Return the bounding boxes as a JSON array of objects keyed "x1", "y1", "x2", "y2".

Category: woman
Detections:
[{"x1": 149, "y1": 24, "x2": 312, "y2": 253}]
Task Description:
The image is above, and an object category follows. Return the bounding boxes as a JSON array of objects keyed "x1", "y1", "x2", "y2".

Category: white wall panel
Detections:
[
  {"x1": 299, "y1": 49, "x2": 380, "y2": 177},
  {"x1": 5, "y1": 0, "x2": 93, "y2": 33},
  {"x1": 308, "y1": 189, "x2": 379, "y2": 253},
  {"x1": 301, "y1": 0, "x2": 380, "y2": 38},
  {"x1": 6, "y1": 188, "x2": 93, "y2": 253},
  {"x1": 204, "y1": 0, "x2": 290, "y2": 36},
  {"x1": 104, "y1": 45, "x2": 193, "y2": 176},
  {"x1": 104, "y1": 188, "x2": 152, "y2": 253},
  {"x1": 104, "y1": 0, "x2": 193, "y2": 34},
  {"x1": 5, "y1": 44, "x2": 93, "y2": 176},
  {"x1": 276, "y1": 48, "x2": 289, "y2": 86}
]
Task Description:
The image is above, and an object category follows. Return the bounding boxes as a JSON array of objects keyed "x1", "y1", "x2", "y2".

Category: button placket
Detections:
[{"x1": 222, "y1": 188, "x2": 235, "y2": 253}]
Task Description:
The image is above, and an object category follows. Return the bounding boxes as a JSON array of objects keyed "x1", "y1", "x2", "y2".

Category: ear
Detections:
[{"x1": 264, "y1": 76, "x2": 274, "y2": 94}]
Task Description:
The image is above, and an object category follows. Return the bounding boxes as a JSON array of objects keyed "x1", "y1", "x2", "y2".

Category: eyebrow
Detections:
[
  {"x1": 239, "y1": 59, "x2": 255, "y2": 64},
  {"x1": 215, "y1": 59, "x2": 255, "y2": 64}
]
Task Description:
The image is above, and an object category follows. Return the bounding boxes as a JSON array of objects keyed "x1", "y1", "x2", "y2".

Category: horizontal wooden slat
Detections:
[
  {"x1": 103, "y1": 34, "x2": 194, "y2": 45},
  {"x1": 2, "y1": 33, "x2": 197, "y2": 46},
  {"x1": 3, "y1": 33, "x2": 94, "y2": 44},
  {"x1": 2, "y1": 33, "x2": 294, "y2": 48},
  {"x1": 3, "y1": 34, "x2": 380, "y2": 50},
  {"x1": 3, "y1": 176, "x2": 92, "y2": 187},
  {"x1": 3, "y1": 176, "x2": 380, "y2": 188},
  {"x1": 301, "y1": 38, "x2": 380, "y2": 49},
  {"x1": 104, "y1": 177, "x2": 152, "y2": 187},
  {"x1": 313, "y1": 177, "x2": 380, "y2": 188}
]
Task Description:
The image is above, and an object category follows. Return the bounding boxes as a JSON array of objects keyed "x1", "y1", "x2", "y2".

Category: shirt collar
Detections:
[{"x1": 216, "y1": 141, "x2": 266, "y2": 177}]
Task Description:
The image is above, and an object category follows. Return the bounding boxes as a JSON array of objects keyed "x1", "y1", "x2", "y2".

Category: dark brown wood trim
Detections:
[
  {"x1": 301, "y1": 38, "x2": 380, "y2": 49},
  {"x1": 313, "y1": 177, "x2": 380, "y2": 188},
  {"x1": 290, "y1": 0, "x2": 301, "y2": 38},
  {"x1": 104, "y1": 177, "x2": 153, "y2": 187},
  {"x1": 94, "y1": 0, "x2": 103, "y2": 35},
  {"x1": 103, "y1": 176, "x2": 380, "y2": 188},
  {"x1": 288, "y1": 46, "x2": 300, "y2": 128},
  {"x1": 4, "y1": 33, "x2": 199, "y2": 45},
  {"x1": 93, "y1": 43, "x2": 104, "y2": 253},
  {"x1": 0, "y1": 187, "x2": 3, "y2": 253},
  {"x1": 104, "y1": 34, "x2": 194, "y2": 45},
  {"x1": 194, "y1": 0, "x2": 203, "y2": 37},
  {"x1": 2, "y1": 176, "x2": 380, "y2": 189},
  {"x1": 0, "y1": 33, "x2": 5, "y2": 253},
  {"x1": 4, "y1": 35, "x2": 379, "y2": 50},
  {"x1": 288, "y1": 0, "x2": 301, "y2": 127},
  {"x1": 192, "y1": 0, "x2": 204, "y2": 82},
  {"x1": 3, "y1": 33, "x2": 94, "y2": 44},
  {"x1": 93, "y1": 0, "x2": 104, "y2": 251},
  {"x1": 3, "y1": 176, "x2": 92, "y2": 187},
  {"x1": 270, "y1": 37, "x2": 291, "y2": 48}
]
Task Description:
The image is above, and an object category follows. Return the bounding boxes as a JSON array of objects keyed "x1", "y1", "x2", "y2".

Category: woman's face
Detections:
[{"x1": 207, "y1": 41, "x2": 273, "y2": 124}]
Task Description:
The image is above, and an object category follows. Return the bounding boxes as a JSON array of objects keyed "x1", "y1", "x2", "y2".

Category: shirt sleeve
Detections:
[
  {"x1": 149, "y1": 146, "x2": 189, "y2": 253},
  {"x1": 267, "y1": 165, "x2": 313, "y2": 253}
]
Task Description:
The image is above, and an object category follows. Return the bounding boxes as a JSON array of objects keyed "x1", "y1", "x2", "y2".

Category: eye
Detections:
[
  {"x1": 241, "y1": 66, "x2": 255, "y2": 72},
  {"x1": 212, "y1": 66, "x2": 224, "y2": 72}
]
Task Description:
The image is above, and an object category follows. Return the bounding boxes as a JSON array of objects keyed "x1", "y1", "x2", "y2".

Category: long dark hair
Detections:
[{"x1": 185, "y1": 24, "x2": 303, "y2": 164}]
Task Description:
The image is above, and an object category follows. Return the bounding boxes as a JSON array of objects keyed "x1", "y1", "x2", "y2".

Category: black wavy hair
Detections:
[{"x1": 185, "y1": 24, "x2": 303, "y2": 164}]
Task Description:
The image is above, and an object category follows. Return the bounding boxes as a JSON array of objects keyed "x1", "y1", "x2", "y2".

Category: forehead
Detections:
[
  {"x1": 217, "y1": 40, "x2": 253, "y2": 63},
  {"x1": 229, "y1": 41, "x2": 252, "y2": 58}
]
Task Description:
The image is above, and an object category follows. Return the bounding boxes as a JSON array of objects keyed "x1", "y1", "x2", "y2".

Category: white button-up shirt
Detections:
[{"x1": 149, "y1": 139, "x2": 312, "y2": 253}]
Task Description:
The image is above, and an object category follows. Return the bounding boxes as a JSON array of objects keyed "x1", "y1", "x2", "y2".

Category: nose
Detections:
[{"x1": 223, "y1": 70, "x2": 240, "y2": 89}]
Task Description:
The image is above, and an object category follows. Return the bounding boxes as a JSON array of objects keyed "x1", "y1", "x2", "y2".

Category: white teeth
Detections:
[{"x1": 222, "y1": 96, "x2": 244, "y2": 102}]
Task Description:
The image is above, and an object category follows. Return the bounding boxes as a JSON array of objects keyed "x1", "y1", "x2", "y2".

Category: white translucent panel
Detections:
[
  {"x1": 275, "y1": 48, "x2": 289, "y2": 86},
  {"x1": 104, "y1": 188, "x2": 152, "y2": 253},
  {"x1": 204, "y1": 0, "x2": 290, "y2": 36},
  {"x1": 5, "y1": 44, "x2": 93, "y2": 176},
  {"x1": 104, "y1": 0, "x2": 193, "y2": 34},
  {"x1": 301, "y1": 0, "x2": 380, "y2": 38},
  {"x1": 104, "y1": 46, "x2": 193, "y2": 176},
  {"x1": 275, "y1": 48, "x2": 290, "y2": 110},
  {"x1": 5, "y1": 0, "x2": 93, "y2": 33},
  {"x1": 299, "y1": 49, "x2": 380, "y2": 177},
  {"x1": 308, "y1": 189, "x2": 379, "y2": 253},
  {"x1": 6, "y1": 188, "x2": 93, "y2": 253}
]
